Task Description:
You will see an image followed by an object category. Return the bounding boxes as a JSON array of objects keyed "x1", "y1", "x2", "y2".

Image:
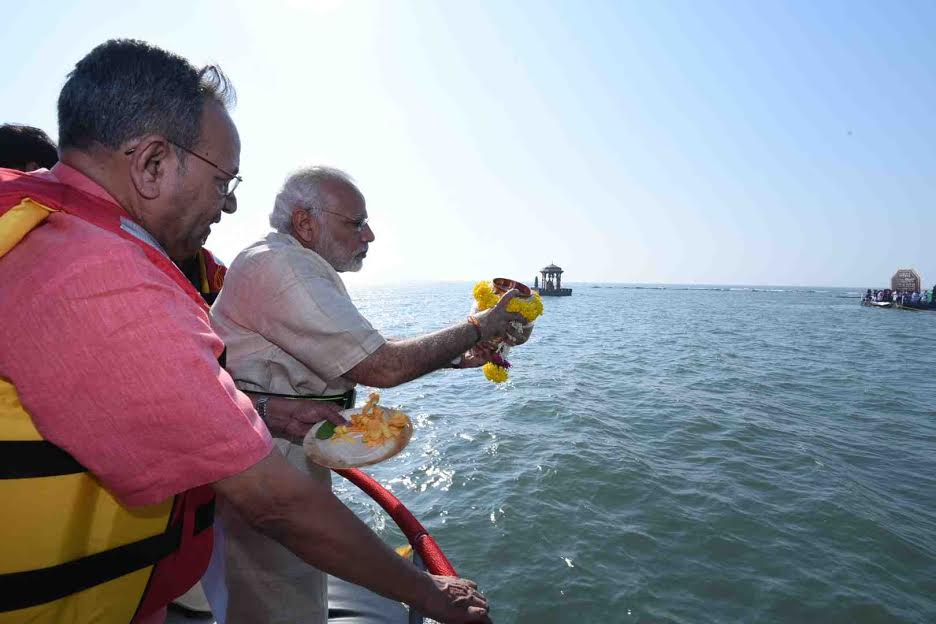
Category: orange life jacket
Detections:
[{"x1": 189, "y1": 246, "x2": 227, "y2": 305}]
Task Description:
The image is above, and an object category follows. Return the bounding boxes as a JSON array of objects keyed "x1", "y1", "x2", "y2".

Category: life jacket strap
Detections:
[
  {"x1": 0, "y1": 499, "x2": 214, "y2": 613},
  {"x1": 0, "y1": 440, "x2": 86, "y2": 479}
]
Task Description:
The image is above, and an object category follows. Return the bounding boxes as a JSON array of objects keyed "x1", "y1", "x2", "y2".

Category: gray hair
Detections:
[
  {"x1": 58, "y1": 39, "x2": 235, "y2": 153},
  {"x1": 269, "y1": 166, "x2": 359, "y2": 234}
]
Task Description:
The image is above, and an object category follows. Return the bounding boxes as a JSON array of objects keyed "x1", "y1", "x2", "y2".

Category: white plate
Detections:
[{"x1": 303, "y1": 406, "x2": 413, "y2": 469}]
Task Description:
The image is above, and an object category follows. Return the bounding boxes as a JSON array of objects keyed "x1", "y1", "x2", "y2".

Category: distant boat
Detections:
[
  {"x1": 861, "y1": 268, "x2": 935, "y2": 311},
  {"x1": 861, "y1": 300, "x2": 935, "y2": 311},
  {"x1": 895, "y1": 303, "x2": 935, "y2": 312}
]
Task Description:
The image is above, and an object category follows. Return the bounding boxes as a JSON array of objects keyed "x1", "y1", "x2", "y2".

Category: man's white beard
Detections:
[
  {"x1": 316, "y1": 231, "x2": 363, "y2": 273},
  {"x1": 331, "y1": 252, "x2": 363, "y2": 273},
  {"x1": 319, "y1": 244, "x2": 364, "y2": 273}
]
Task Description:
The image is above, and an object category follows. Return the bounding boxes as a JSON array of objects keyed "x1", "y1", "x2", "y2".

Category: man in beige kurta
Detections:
[
  {"x1": 210, "y1": 229, "x2": 384, "y2": 622},
  {"x1": 209, "y1": 166, "x2": 528, "y2": 623}
]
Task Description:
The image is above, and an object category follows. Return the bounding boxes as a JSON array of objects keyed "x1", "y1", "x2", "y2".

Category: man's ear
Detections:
[
  {"x1": 126, "y1": 135, "x2": 174, "y2": 200},
  {"x1": 291, "y1": 207, "x2": 318, "y2": 245}
]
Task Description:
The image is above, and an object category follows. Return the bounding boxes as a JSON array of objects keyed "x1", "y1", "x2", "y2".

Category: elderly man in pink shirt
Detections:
[{"x1": 0, "y1": 39, "x2": 491, "y2": 624}]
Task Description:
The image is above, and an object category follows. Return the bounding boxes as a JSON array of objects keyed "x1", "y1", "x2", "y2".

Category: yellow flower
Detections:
[
  {"x1": 482, "y1": 362, "x2": 509, "y2": 383},
  {"x1": 473, "y1": 281, "x2": 499, "y2": 311},
  {"x1": 506, "y1": 292, "x2": 544, "y2": 322},
  {"x1": 332, "y1": 392, "x2": 409, "y2": 444},
  {"x1": 471, "y1": 281, "x2": 543, "y2": 384},
  {"x1": 388, "y1": 411, "x2": 408, "y2": 429}
]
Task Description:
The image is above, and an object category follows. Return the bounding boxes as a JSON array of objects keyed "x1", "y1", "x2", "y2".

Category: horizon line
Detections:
[{"x1": 343, "y1": 278, "x2": 906, "y2": 290}]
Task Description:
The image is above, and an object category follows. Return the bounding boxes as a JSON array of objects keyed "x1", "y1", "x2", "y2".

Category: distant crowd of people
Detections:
[{"x1": 864, "y1": 288, "x2": 936, "y2": 307}]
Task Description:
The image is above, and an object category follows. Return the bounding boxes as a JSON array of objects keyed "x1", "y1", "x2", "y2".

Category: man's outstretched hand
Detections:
[{"x1": 475, "y1": 289, "x2": 527, "y2": 342}]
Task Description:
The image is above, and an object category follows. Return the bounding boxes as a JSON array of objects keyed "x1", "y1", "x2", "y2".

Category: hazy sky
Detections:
[{"x1": 2, "y1": 0, "x2": 934, "y2": 288}]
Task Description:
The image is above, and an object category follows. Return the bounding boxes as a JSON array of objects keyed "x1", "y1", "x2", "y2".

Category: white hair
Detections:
[{"x1": 269, "y1": 166, "x2": 359, "y2": 234}]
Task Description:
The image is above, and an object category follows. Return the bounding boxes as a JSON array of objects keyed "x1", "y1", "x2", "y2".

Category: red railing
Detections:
[{"x1": 334, "y1": 468, "x2": 456, "y2": 576}]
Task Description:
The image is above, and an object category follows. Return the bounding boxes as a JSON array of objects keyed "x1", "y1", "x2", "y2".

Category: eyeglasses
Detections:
[
  {"x1": 124, "y1": 140, "x2": 243, "y2": 198},
  {"x1": 318, "y1": 208, "x2": 369, "y2": 232}
]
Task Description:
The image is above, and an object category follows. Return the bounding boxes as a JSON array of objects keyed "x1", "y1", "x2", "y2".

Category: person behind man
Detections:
[
  {"x1": 0, "y1": 123, "x2": 58, "y2": 171},
  {"x1": 0, "y1": 121, "x2": 225, "y2": 313},
  {"x1": 209, "y1": 166, "x2": 528, "y2": 623},
  {"x1": 0, "y1": 40, "x2": 490, "y2": 624}
]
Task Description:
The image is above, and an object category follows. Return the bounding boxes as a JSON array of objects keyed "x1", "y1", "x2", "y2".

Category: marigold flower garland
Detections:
[{"x1": 472, "y1": 280, "x2": 544, "y2": 383}]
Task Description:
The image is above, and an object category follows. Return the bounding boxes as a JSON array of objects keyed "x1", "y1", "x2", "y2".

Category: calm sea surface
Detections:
[{"x1": 338, "y1": 282, "x2": 936, "y2": 624}]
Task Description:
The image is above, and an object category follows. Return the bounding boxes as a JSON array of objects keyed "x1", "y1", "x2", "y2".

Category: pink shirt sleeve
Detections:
[{"x1": 6, "y1": 242, "x2": 272, "y2": 506}]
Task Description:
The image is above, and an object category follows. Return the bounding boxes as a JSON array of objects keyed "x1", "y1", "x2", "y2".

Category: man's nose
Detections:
[
  {"x1": 361, "y1": 221, "x2": 375, "y2": 243},
  {"x1": 222, "y1": 193, "x2": 237, "y2": 214}
]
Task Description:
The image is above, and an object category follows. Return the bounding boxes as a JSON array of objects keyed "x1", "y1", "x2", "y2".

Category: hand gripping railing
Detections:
[{"x1": 334, "y1": 467, "x2": 457, "y2": 624}]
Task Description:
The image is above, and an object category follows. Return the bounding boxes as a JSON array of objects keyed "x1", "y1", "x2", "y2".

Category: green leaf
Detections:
[{"x1": 316, "y1": 421, "x2": 337, "y2": 440}]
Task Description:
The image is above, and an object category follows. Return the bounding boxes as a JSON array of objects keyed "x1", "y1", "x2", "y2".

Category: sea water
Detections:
[{"x1": 338, "y1": 282, "x2": 936, "y2": 624}]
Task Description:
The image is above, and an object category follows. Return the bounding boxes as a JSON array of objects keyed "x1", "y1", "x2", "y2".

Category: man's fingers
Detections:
[
  {"x1": 293, "y1": 404, "x2": 347, "y2": 425},
  {"x1": 434, "y1": 574, "x2": 480, "y2": 593},
  {"x1": 467, "y1": 606, "x2": 492, "y2": 623},
  {"x1": 286, "y1": 420, "x2": 314, "y2": 439},
  {"x1": 505, "y1": 321, "x2": 527, "y2": 337},
  {"x1": 494, "y1": 288, "x2": 519, "y2": 308},
  {"x1": 325, "y1": 410, "x2": 350, "y2": 426},
  {"x1": 473, "y1": 344, "x2": 496, "y2": 359},
  {"x1": 311, "y1": 406, "x2": 349, "y2": 426},
  {"x1": 492, "y1": 290, "x2": 525, "y2": 323},
  {"x1": 465, "y1": 590, "x2": 487, "y2": 609},
  {"x1": 426, "y1": 575, "x2": 493, "y2": 623}
]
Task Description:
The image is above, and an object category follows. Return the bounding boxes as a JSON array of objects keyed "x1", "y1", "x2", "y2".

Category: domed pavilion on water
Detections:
[{"x1": 533, "y1": 263, "x2": 572, "y2": 297}]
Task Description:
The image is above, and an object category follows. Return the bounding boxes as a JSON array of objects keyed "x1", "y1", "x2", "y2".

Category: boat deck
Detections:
[
  {"x1": 166, "y1": 576, "x2": 411, "y2": 624},
  {"x1": 862, "y1": 300, "x2": 936, "y2": 311}
]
